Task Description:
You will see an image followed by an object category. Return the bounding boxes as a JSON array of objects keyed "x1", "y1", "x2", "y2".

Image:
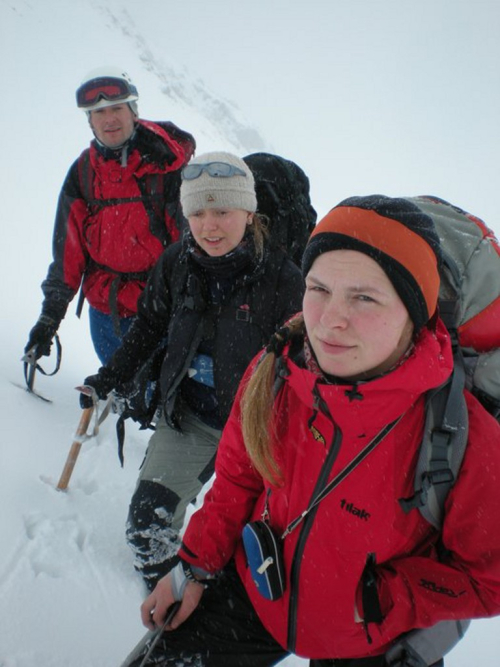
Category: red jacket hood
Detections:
[{"x1": 283, "y1": 320, "x2": 453, "y2": 437}]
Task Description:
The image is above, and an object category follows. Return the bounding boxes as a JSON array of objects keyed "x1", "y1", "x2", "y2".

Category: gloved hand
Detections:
[
  {"x1": 79, "y1": 371, "x2": 115, "y2": 409},
  {"x1": 24, "y1": 315, "x2": 58, "y2": 359}
]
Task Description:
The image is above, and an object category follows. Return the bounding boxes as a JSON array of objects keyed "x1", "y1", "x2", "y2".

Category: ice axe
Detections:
[
  {"x1": 20, "y1": 334, "x2": 62, "y2": 403},
  {"x1": 56, "y1": 387, "x2": 112, "y2": 491},
  {"x1": 56, "y1": 406, "x2": 95, "y2": 491},
  {"x1": 119, "y1": 602, "x2": 181, "y2": 667}
]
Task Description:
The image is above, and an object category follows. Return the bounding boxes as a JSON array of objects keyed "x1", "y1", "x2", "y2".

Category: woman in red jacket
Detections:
[{"x1": 123, "y1": 196, "x2": 500, "y2": 667}]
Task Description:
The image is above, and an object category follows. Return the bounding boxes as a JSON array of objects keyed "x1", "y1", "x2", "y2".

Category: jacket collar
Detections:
[
  {"x1": 282, "y1": 318, "x2": 454, "y2": 431},
  {"x1": 90, "y1": 119, "x2": 186, "y2": 175}
]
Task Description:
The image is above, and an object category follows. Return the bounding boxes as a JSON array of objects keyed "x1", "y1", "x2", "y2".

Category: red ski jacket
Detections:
[
  {"x1": 180, "y1": 319, "x2": 500, "y2": 659},
  {"x1": 40, "y1": 119, "x2": 195, "y2": 322}
]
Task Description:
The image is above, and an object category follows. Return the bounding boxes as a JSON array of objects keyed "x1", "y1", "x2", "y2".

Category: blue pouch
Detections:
[
  {"x1": 188, "y1": 353, "x2": 215, "y2": 388},
  {"x1": 242, "y1": 520, "x2": 285, "y2": 601}
]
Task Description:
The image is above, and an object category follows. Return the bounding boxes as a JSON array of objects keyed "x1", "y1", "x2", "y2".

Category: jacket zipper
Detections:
[{"x1": 286, "y1": 388, "x2": 343, "y2": 652}]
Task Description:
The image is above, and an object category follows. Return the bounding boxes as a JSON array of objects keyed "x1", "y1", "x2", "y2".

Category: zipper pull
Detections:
[{"x1": 261, "y1": 488, "x2": 272, "y2": 522}]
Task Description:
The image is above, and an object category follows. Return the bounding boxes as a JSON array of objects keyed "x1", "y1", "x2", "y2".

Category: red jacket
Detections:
[
  {"x1": 40, "y1": 120, "x2": 195, "y2": 321},
  {"x1": 179, "y1": 319, "x2": 500, "y2": 659}
]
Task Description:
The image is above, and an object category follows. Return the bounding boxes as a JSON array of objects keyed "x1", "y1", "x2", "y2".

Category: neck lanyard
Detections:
[{"x1": 281, "y1": 414, "x2": 403, "y2": 539}]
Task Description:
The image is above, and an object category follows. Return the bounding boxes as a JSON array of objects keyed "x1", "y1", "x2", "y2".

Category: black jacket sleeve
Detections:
[{"x1": 39, "y1": 158, "x2": 87, "y2": 326}]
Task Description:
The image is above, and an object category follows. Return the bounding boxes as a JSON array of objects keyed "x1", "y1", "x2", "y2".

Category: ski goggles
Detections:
[
  {"x1": 76, "y1": 76, "x2": 138, "y2": 109},
  {"x1": 181, "y1": 162, "x2": 247, "y2": 181}
]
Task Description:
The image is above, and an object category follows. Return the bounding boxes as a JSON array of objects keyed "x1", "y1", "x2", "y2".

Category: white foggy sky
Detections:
[
  {"x1": 2, "y1": 0, "x2": 499, "y2": 227},
  {"x1": 122, "y1": 0, "x2": 500, "y2": 224}
]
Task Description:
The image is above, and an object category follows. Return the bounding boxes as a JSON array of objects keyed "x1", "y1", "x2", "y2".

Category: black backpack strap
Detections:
[
  {"x1": 75, "y1": 151, "x2": 93, "y2": 318},
  {"x1": 77, "y1": 149, "x2": 94, "y2": 203},
  {"x1": 77, "y1": 259, "x2": 151, "y2": 335},
  {"x1": 114, "y1": 393, "x2": 160, "y2": 467},
  {"x1": 78, "y1": 153, "x2": 164, "y2": 217},
  {"x1": 136, "y1": 173, "x2": 176, "y2": 246},
  {"x1": 75, "y1": 283, "x2": 86, "y2": 319},
  {"x1": 107, "y1": 268, "x2": 151, "y2": 336},
  {"x1": 80, "y1": 257, "x2": 150, "y2": 337}
]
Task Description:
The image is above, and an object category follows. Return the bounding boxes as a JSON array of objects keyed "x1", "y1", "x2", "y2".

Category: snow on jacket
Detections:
[
  {"x1": 102, "y1": 234, "x2": 305, "y2": 427},
  {"x1": 40, "y1": 120, "x2": 195, "y2": 323},
  {"x1": 179, "y1": 319, "x2": 500, "y2": 659}
]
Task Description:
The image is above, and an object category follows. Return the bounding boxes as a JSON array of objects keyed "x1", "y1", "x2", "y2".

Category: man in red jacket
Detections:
[{"x1": 24, "y1": 66, "x2": 195, "y2": 365}]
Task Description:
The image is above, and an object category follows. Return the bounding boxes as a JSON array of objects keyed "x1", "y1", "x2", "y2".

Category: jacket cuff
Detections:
[
  {"x1": 180, "y1": 558, "x2": 213, "y2": 582},
  {"x1": 41, "y1": 301, "x2": 67, "y2": 327}
]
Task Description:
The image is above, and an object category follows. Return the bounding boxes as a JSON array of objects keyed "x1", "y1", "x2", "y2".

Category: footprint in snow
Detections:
[{"x1": 23, "y1": 512, "x2": 88, "y2": 578}]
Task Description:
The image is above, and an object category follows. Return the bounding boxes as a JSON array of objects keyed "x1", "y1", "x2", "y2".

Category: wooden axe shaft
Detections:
[{"x1": 56, "y1": 407, "x2": 94, "y2": 491}]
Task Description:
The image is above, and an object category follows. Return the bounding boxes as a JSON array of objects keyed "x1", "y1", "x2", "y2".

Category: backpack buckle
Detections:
[
  {"x1": 427, "y1": 469, "x2": 455, "y2": 485},
  {"x1": 236, "y1": 308, "x2": 251, "y2": 322}
]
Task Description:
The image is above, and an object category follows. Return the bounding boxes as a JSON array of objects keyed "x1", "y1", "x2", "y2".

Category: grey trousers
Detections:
[{"x1": 126, "y1": 408, "x2": 221, "y2": 589}]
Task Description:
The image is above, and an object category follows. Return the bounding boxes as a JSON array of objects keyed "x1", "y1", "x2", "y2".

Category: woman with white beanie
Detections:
[{"x1": 80, "y1": 151, "x2": 305, "y2": 590}]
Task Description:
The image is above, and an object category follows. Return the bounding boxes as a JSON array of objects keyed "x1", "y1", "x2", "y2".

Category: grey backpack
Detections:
[{"x1": 386, "y1": 196, "x2": 500, "y2": 666}]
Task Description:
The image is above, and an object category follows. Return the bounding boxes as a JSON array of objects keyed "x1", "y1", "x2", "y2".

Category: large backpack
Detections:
[
  {"x1": 400, "y1": 195, "x2": 500, "y2": 525},
  {"x1": 243, "y1": 152, "x2": 317, "y2": 267},
  {"x1": 385, "y1": 195, "x2": 500, "y2": 666}
]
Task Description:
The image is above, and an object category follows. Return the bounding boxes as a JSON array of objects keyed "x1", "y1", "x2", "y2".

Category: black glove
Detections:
[
  {"x1": 24, "y1": 315, "x2": 58, "y2": 359},
  {"x1": 79, "y1": 370, "x2": 117, "y2": 409}
]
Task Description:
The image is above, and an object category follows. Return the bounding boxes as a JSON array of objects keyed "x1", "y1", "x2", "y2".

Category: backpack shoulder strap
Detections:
[
  {"x1": 391, "y1": 357, "x2": 471, "y2": 664},
  {"x1": 77, "y1": 149, "x2": 94, "y2": 202},
  {"x1": 397, "y1": 225, "x2": 470, "y2": 530},
  {"x1": 399, "y1": 353, "x2": 469, "y2": 530},
  {"x1": 74, "y1": 150, "x2": 94, "y2": 319},
  {"x1": 436, "y1": 247, "x2": 462, "y2": 332},
  {"x1": 76, "y1": 149, "x2": 153, "y2": 212}
]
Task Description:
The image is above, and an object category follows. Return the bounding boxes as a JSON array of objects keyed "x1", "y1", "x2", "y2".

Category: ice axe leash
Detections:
[
  {"x1": 56, "y1": 387, "x2": 113, "y2": 491},
  {"x1": 21, "y1": 334, "x2": 62, "y2": 402}
]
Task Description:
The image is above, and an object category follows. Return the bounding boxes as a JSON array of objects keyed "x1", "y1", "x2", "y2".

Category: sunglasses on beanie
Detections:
[{"x1": 182, "y1": 162, "x2": 247, "y2": 181}]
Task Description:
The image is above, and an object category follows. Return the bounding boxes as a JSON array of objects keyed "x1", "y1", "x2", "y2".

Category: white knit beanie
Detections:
[{"x1": 180, "y1": 151, "x2": 257, "y2": 218}]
